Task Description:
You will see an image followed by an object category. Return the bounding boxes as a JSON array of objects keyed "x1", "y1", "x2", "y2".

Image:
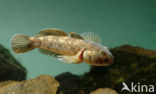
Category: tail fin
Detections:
[{"x1": 11, "y1": 34, "x2": 34, "y2": 53}]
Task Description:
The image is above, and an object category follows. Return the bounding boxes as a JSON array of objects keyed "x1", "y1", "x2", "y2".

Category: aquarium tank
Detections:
[{"x1": 0, "y1": 0, "x2": 155, "y2": 94}]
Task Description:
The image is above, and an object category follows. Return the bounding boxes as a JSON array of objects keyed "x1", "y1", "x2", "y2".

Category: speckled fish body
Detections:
[{"x1": 30, "y1": 35, "x2": 100, "y2": 56}]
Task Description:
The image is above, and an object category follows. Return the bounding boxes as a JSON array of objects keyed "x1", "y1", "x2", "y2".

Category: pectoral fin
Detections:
[
  {"x1": 58, "y1": 48, "x2": 86, "y2": 64},
  {"x1": 38, "y1": 28, "x2": 68, "y2": 36}
]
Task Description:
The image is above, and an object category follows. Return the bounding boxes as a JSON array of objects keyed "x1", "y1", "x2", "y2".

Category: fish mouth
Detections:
[
  {"x1": 94, "y1": 59, "x2": 114, "y2": 66},
  {"x1": 105, "y1": 57, "x2": 114, "y2": 65},
  {"x1": 108, "y1": 59, "x2": 114, "y2": 64}
]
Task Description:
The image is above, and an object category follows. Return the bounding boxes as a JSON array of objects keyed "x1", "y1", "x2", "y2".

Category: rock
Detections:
[
  {"x1": 0, "y1": 44, "x2": 26, "y2": 81},
  {"x1": 55, "y1": 72, "x2": 85, "y2": 94},
  {"x1": 0, "y1": 80, "x2": 17, "y2": 88},
  {"x1": 90, "y1": 88, "x2": 118, "y2": 94},
  {"x1": 0, "y1": 75, "x2": 60, "y2": 94}
]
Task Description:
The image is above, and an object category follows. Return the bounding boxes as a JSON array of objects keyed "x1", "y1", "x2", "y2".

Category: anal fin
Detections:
[{"x1": 38, "y1": 48, "x2": 61, "y2": 57}]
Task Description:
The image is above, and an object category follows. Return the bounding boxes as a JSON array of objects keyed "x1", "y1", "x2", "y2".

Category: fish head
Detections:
[
  {"x1": 98, "y1": 47, "x2": 114, "y2": 66},
  {"x1": 83, "y1": 47, "x2": 114, "y2": 66}
]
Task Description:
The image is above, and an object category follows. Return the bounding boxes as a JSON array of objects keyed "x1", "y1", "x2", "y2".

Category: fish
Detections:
[{"x1": 11, "y1": 28, "x2": 114, "y2": 66}]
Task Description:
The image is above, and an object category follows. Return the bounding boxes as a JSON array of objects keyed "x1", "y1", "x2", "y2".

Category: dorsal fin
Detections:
[
  {"x1": 38, "y1": 48, "x2": 61, "y2": 57},
  {"x1": 69, "y1": 32, "x2": 84, "y2": 39},
  {"x1": 38, "y1": 28, "x2": 68, "y2": 36},
  {"x1": 81, "y1": 32, "x2": 101, "y2": 43}
]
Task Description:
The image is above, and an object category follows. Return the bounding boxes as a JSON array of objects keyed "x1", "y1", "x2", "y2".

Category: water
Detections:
[{"x1": 0, "y1": 0, "x2": 155, "y2": 79}]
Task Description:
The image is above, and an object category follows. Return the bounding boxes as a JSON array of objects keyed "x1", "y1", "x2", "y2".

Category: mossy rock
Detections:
[{"x1": 0, "y1": 44, "x2": 26, "y2": 81}]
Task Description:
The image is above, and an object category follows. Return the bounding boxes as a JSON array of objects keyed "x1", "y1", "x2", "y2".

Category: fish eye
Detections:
[{"x1": 103, "y1": 47, "x2": 108, "y2": 50}]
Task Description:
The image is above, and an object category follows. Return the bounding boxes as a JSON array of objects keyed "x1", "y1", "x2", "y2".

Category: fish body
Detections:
[
  {"x1": 31, "y1": 35, "x2": 100, "y2": 55},
  {"x1": 11, "y1": 28, "x2": 114, "y2": 66}
]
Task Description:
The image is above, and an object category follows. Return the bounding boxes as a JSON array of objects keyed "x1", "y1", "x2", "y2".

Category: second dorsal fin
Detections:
[
  {"x1": 38, "y1": 28, "x2": 68, "y2": 36},
  {"x1": 69, "y1": 32, "x2": 84, "y2": 39}
]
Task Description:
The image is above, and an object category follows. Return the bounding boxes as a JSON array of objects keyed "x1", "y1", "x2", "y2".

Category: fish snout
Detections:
[
  {"x1": 105, "y1": 55, "x2": 114, "y2": 65},
  {"x1": 108, "y1": 55, "x2": 114, "y2": 60}
]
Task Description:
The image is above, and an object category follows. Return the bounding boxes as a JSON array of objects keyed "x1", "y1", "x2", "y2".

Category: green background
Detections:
[{"x1": 0, "y1": 0, "x2": 155, "y2": 79}]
